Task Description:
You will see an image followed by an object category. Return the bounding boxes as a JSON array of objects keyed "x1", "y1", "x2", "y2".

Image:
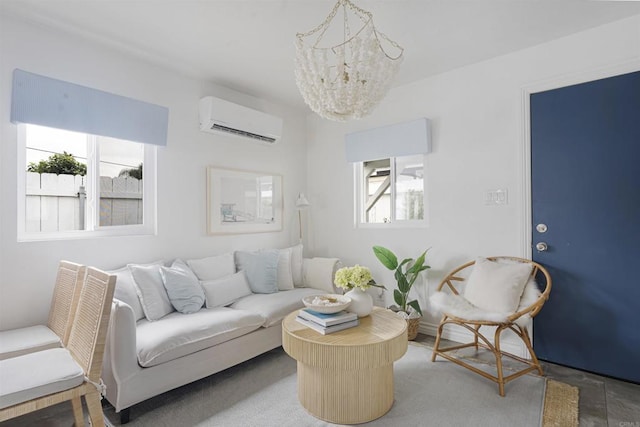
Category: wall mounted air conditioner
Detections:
[{"x1": 199, "y1": 96, "x2": 283, "y2": 144}]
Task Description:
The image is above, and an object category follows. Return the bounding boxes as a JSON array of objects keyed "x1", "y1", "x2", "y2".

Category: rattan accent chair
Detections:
[
  {"x1": 430, "y1": 257, "x2": 551, "y2": 396},
  {"x1": 0, "y1": 267, "x2": 116, "y2": 426},
  {"x1": 0, "y1": 261, "x2": 86, "y2": 360}
]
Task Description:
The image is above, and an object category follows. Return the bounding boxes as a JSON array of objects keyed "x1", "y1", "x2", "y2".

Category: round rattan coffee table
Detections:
[{"x1": 282, "y1": 307, "x2": 408, "y2": 424}]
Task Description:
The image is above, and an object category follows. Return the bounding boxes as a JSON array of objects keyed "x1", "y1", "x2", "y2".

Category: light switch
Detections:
[{"x1": 484, "y1": 188, "x2": 508, "y2": 206}]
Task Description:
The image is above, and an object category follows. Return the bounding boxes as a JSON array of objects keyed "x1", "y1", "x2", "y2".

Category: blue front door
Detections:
[{"x1": 530, "y1": 71, "x2": 640, "y2": 382}]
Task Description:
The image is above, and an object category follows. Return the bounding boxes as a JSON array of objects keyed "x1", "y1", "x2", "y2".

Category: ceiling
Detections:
[{"x1": 3, "y1": 1, "x2": 640, "y2": 111}]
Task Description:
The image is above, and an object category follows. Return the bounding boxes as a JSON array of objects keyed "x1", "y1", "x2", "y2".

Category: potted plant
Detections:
[
  {"x1": 334, "y1": 265, "x2": 385, "y2": 317},
  {"x1": 372, "y1": 245, "x2": 430, "y2": 340}
]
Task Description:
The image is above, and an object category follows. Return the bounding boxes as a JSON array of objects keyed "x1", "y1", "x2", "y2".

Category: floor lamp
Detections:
[{"x1": 295, "y1": 193, "x2": 310, "y2": 242}]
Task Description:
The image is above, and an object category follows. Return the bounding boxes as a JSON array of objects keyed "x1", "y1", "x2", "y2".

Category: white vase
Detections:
[{"x1": 345, "y1": 288, "x2": 373, "y2": 318}]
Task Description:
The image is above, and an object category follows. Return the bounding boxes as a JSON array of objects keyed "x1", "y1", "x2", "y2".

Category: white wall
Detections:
[
  {"x1": 2, "y1": 13, "x2": 638, "y2": 338},
  {"x1": 0, "y1": 17, "x2": 308, "y2": 329},
  {"x1": 305, "y1": 15, "x2": 640, "y2": 340}
]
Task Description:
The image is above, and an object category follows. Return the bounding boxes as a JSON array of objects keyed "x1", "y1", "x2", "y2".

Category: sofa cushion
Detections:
[
  {"x1": 0, "y1": 348, "x2": 84, "y2": 409},
  {"x1": 288, "y1": 244, "x2": 304, "y2": 287},
  {"x1": 135, "y1": 308, "x2": 264, "y2": 367},
  {"x1": 108, "y1": 263, "x2": 164, "y2": 321},
  {"x1": 274, "y1": 248, "x2": 294, "y2": 291},
  {"x1": 187, "y1": 253, "x2": 235, "y2": 281},
  {"x1": 160, "y1": 260, "x2": 205, "y2": 314},
  {"x1": 235, "y1": 250, "x2": 279, "y2": 294},
  {"x1": 303, "y1": 258, "x2": 340, "y2": 293},
  {"x1": 231, "y1": 287, "x2": 325, "y2": 327},
  {"x1": 201, "y1": 271, "x2": 253, "y2": 308},
  {"x1": 130, "y1": 263, "x2": 174, "y2": 321}
]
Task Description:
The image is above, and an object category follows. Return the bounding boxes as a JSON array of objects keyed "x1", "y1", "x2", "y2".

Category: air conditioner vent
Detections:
[
  {"x1": 199, "y1": 96, "x2": 282, "y2": 144},
  {"x1": 210, "y1": 124, "x2": 277, "y2": 143}
]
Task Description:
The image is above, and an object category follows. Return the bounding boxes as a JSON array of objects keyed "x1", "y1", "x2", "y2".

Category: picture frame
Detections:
[{"x1": 206, "y1": 166, "x2": 283, "y2": 235}]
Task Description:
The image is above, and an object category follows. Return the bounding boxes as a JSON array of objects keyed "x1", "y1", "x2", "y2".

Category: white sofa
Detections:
[{"x1": 101, "y1": 247, "x2": 339, "y2": 423}]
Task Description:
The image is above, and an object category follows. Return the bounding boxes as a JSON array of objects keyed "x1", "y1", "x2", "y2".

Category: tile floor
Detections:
[
  {"x1": 415, "y1": 334, "x2": 640, "y2": 427},
  {"x1": 2, "y1": 333, "x2": 639, "y2": 426}
]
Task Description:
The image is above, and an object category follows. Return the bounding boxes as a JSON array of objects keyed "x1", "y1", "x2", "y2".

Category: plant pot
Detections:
[
  {"x1": 344, "y1": 288, "x2": 373, "y2": 317},
  {"x1": 406, "y1": 317, "x2": 421, "y2": 341},
  {"x1": 388, "y1": 306, "x2": 421, "y2": 340}
]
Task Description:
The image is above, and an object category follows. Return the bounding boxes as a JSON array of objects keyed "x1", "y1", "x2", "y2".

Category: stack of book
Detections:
[{"x1": 296, "y1": 308, "x2": 359, "y2": 335}]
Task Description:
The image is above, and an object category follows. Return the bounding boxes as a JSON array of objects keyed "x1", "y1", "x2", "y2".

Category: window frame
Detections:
[
  {"x1": 354, "y1": 154, "x2": 428, "y2": 229},
  {"x1": 17, "y1": 124, "x2": 157, "y2": 241}
]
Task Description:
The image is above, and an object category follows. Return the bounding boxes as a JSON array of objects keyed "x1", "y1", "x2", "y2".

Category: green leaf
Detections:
[
  {"x1": 393, "y1": 289, "x2": 404, "y2": 307},
  {"x1": 373, "y1": 246, "x2": 398, "y2": 270},
  {"x1": 368, "y1": 279, "x2": 386, "y2": 290},
  {"x1": 408, "y1": 300, "x2": 422, "y2": 316},
  {"x1": 399, "y1": 258, "x2": 412, "y2": 271},
  {"x1": 406, "y1": 251, "x2": 427, "y2": 274},
  {"x1": 396, "y1": 273, "x2": 410, "y2": 293}
]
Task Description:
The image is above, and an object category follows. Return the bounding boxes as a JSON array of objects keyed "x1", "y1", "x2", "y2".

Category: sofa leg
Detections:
[{"x1": 119, "y1": 408, "x2": 130, "y2": 424}]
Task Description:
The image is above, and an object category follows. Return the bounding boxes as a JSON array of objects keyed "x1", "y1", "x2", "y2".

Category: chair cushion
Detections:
[
  {"x1": 135, "y1": 307, "x2": 264, "y2": 367},
  {"x1": 0, "y1": 348, "x2": 84, "y2": 409},
  {"x1": 463, "y1": 257, "x2": 533, "y2": 313},
  {"x1": 513, "y1": 278, "x2": 542, "y2": 327},
  {"x1": 160, "y1": 259, "x2": 205, "y2": 314},
  {"x1": 0, "y1": 325, "x2": 61, "y2": 360},
  {"x1": 430, "y1": 278, "x2": 541, "y2": 327},
  {"x1": 430, "y1": 291, "x2": 511, "y2": 324},
  {"x1": 231, "y1": 288, "x2": 324, "y2": 327},
  {"x1": 201, "y1": 271, "x2": 253, "y2": 308}
]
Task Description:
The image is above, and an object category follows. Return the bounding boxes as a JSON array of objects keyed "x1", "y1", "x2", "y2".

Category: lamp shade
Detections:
[{"x1": 295, "y1": 193, "x2": 310, "y2": 208}]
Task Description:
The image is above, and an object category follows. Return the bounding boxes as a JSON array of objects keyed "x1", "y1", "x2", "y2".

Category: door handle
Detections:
[
  {"x1": 536, "y1": 242, "x2": 548, "y2": 252},
  {"x1": 536, "y1": 223, "x2": 548, "y2": 233}
]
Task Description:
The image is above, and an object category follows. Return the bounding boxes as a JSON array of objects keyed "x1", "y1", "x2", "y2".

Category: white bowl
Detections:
[{"x1": 302, "y1": 294, "x2": 351, "y2": 314}]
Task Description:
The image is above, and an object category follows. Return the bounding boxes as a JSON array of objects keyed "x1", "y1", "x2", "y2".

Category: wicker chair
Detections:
[
  {"x1": 430, "y1": 257, "x2": 551, "y2": 396},
  {"x1": 0, "y1": 267, "x2": 116, "y2": 426},
  {"x1": 0, "y1": 261, "x2": 86, "y2": 360}
]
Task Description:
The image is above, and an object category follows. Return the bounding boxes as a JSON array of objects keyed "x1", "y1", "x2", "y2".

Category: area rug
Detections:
[
  {"x1": 102, "y1": 342, "x2": 578, "y2": 426},
  {"x1": 542, "y1": 379, "x2": 579, "y2": 427}
]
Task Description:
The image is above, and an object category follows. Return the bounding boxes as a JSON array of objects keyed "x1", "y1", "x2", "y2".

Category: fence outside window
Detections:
[{"x1": 25, "y1": 172, "x2": 142, "y2": 232}]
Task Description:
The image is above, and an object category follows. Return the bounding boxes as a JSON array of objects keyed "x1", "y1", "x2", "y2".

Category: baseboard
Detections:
[{"x1": 419, "y1": 321, "x2": 529, "y2": 359}]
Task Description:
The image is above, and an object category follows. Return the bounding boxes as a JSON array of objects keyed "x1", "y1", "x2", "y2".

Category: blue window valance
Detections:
[
  {"x1": 11, "y1": 69, "x2": 169, "y2": 146},
  {"x1": 345, "y1": 117, "x2": 431, "y2": 162}
]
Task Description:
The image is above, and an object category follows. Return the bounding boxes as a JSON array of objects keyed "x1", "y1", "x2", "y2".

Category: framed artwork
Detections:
[{"x1": 206, "y1": 166, "x2": 283, "y2": 235}]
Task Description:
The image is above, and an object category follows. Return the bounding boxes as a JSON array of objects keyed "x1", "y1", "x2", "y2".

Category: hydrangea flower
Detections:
[{"x1": 334, "y1": 265, "x2": 376, "y2": 291}]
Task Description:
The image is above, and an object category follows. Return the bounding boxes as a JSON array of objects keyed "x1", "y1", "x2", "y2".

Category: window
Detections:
[
  {"x1": 356, "y1": 154, "x2": 426, "y2": 226},
  {"x1": 345, "y1": 118, "x2": 431, "y2": 227},
  {"x1": 18, "y1": 124, "x2": 156, "y2": 240},
  {"x1": 11, "y1": 70, "x2": 167, "y2": 240}
]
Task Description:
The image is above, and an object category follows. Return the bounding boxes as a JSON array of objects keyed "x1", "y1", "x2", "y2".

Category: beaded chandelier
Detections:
[{"x1": 295, "y1": 0, "x2": 404, "y2": 121}]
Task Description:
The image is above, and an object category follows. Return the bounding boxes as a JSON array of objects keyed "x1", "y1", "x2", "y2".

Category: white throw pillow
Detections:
[
  {"x1": 463, "y1": 257, "x2": 533, "y2": 313},
  {"x1": 129, "y1": 263, "x2": 174, "y2": 321},
  {"x1": 108, "y1": 260, "x2": 165, "y2": 321},
  {"x1": 108, "y1": 266, "x2": 146, "y2": 321},
  {"x1": 187, "y1": 253, "x2": 235, "y2": 281},
  {"x1": 275, "y1": 248, "x2": 294, "y2": 291},
  {"x1": 160, "y1": 259, "x2": 205, "y2": 314},
  {"x1": 201, "y1": 271, "x2": 253, "y2": 308},
  {"x1": 303, "y1": 258, "x2": 340, "y2": 293},
  {"x1": 234, "y1": 250, "x2": 279, "y2": 294},
  {"x1": 288, "y1": 244, "x2": 304, "y2": 287}
]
